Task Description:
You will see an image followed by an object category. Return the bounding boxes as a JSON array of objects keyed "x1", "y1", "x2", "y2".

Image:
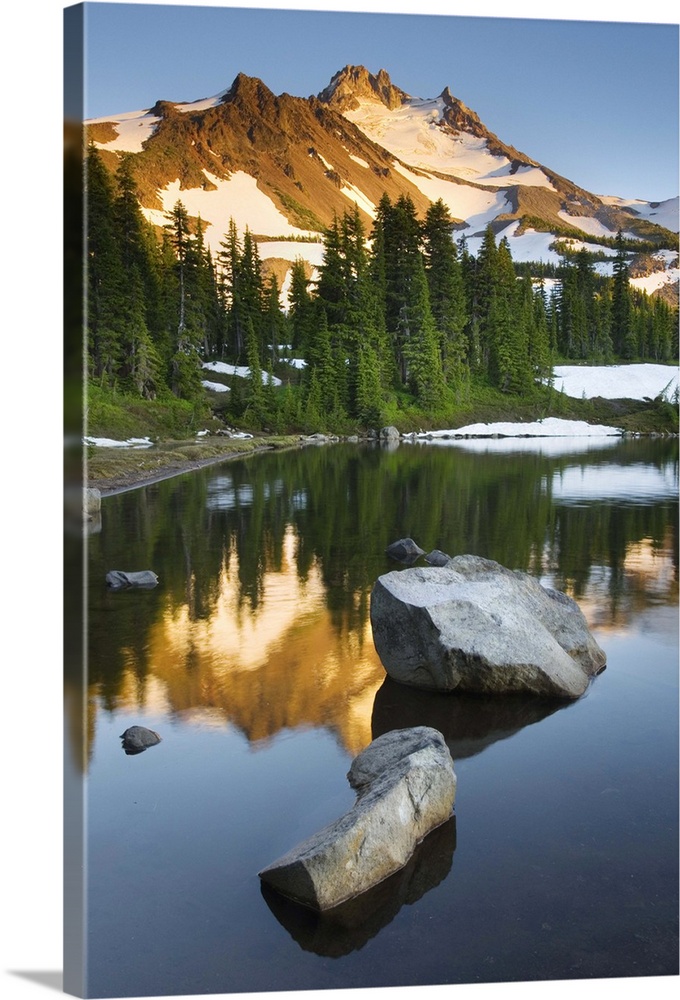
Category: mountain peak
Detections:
[
  {"x1": 318, "y1": 65, "x2": 408, "y2": 111},
  {"x1": 225, "y1": 72, "x2": 276, "y2": 105},
  {"x1": 438, "y1": 86, "x2": 483, "y2": 131}
]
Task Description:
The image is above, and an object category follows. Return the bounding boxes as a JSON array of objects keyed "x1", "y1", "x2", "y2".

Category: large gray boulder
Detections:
[
  {"x1": 259, "y1": 727, "x2": 456, "y2": 911},
  {"x1": 370, "y1": 555, "x2": 606, "y2": 700}
]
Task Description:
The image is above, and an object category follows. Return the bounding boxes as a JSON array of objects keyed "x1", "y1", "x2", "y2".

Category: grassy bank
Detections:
[
  {"x1": 86, "y1": 434, "x2": 302, "y2": 493},
  {"x1": 83, "y1": 377, "x2": 678, "y2": 493}
]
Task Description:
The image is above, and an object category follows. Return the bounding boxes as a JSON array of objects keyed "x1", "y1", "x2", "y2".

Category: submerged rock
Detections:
[
  {"x1": 106, "y1": 570, "x2": 159, "y2": 590},
  {"x1": 120, "y1": 726, "x2": 161, "y2": 755},
  {"x1": 258, "y1": 727, "x2": 456, "y2": 911},
  {"x1": 370, "y1": 554, "x2": 606, "y2": 700}
]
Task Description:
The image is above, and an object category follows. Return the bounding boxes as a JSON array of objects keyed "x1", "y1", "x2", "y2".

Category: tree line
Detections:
[{"x1": 85, "y1": 145, "x2": 678, "y2": 430}]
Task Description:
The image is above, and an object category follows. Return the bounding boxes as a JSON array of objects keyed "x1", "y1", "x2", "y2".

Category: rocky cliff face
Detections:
[
  {"x1": 317, "y1": 65, "x2": 409, "y2": 111},
  {"x1": 85, "y1": 64, "x2": 677, "y2": 279}
]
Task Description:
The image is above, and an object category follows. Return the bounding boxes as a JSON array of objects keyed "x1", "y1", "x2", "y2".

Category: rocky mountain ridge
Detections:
[{"x1": 85, "y1": 65, "x2": 679, "y2": 298}]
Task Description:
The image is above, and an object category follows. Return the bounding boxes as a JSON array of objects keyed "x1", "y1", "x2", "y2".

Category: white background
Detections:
[{"x1": 1, "y1": 2, "x2": 677, "y2": 1000}]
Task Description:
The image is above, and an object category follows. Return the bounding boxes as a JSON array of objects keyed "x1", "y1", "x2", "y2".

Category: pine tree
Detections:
[
  {"x1": 399, "y1": 255, "x2": 447, "y2": 408},
  {"x1": 288, "y1": 258, "x2": 315, "y2": 356},
  {"x1": 263, "y1": 273, "x2": 287, "y2": 367},
  {"x1": 216, "y1": 218, "x2": 243, "y2": 360},
  {"x1": 592, "y1": 285, "x2": 614, "y2": 361},
  {"x1": 473, "y1": 225, "x2": 500, "y2": 373},
  {"x1": 302, "y1": 305, "x2": 342, "y2": 425},
  {"x1": 521, "y1": 275, "x2": 552, "y2": 384},
  {"x1": 611, "y1": 230, "x2": 632, "y2": 357},
  {"x1": 239, "y1": 228, "x2": 265, "y2": 362},
  {"x1": 244, "y1": 316, "x2": 265, "y2": 423},
  {"x1": 165, "y1": 200, "x2": 204, "y2": 399},
  {"x1": 85, "y1": 144, "x2": 126, "y2": 384},
  {"x1": 422, "y1": 199, "x2": 468, "y2": 385}
]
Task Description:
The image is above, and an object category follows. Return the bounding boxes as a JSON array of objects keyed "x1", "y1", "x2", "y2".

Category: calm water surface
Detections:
[{"x1": 75, "y1": 437, "x2": 678, "y2": 997}]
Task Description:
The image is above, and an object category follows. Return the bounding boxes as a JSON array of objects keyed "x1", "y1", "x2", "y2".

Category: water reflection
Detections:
[
  {"x1": 261, "y1": 816, "x2": 456, "y2": 956},
  {"x1": 549, "y1": 461, "x2": 678, "y2": 505},
  {"x1": 82, "y1": 438, "x2": 677, "y2": 767},
  {"x1": 372, "y1": 678, "x2": 568, "y2": 759}
]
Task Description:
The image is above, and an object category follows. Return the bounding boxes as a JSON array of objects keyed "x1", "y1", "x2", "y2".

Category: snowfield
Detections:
[
  {"x1": 203, "y1": 360, "x2": 282, "y2": 386},
  {"x1": 345, "y1": 96, "x2": 555, "y2": 189},
  {"x1": 552, "y1": 364, "x2": 678, "y2": 401},
  {"x1": 415, "y1": 417, "x2": 622, "y2": 440},
  {"x1": 415, "y1": 364, "x2": 678, "y2": 444}
]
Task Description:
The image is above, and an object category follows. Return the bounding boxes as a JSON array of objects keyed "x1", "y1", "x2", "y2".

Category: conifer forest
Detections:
[{"x1": 86, "y1": 147, "x2": 679, "y2": 433}]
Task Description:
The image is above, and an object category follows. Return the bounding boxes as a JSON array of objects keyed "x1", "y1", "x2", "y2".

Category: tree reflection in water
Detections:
[{"x1": 81, "y1": 437, "x2": 677, "y2": 764}]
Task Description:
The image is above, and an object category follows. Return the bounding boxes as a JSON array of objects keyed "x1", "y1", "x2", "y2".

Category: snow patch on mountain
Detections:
[
  {"x1": 392, "y1": 162, "x2": 510, "y2": 229},
  {"x1": 416, "y1": 417, "x2": 622, "y2": 439},
  {"x1": 340, "y1": 182, "x2": 376, "y2": 218},
  {"x1": 203, "y1": 361, "x2": 282, "y2": 386},
  {"x1": 463, "y1": 222, "x2": 561, "y2": 264},
  {"x1": 630, "y1": 264, "x2": 680, "y2": 295},
  {"x1": 557, "y1": 212, "x2": 616, "y2": 238},
  {"x1": 345, "y1": 96, "x2": 554, "y2": 189},
  {"x1": 90, "y1": 108, "x2": 161, "y2": 153},
  {"x1": 257, "y1": 241, "x2": 326, "y2": 266},
  {"x1": 601, "y1": 195, "x2": 679, "y2": 233},
  {"x1": 140, "y1": 171, "x2": 316, "y2": 254},
  {"x1": 174, "y1": 90, "x2": 230, "y2": 113}
]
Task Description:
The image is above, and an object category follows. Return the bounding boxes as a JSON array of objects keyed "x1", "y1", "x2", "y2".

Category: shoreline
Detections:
[{"x1": 88, "y1": 437, "x2": 304, "y2": 496}]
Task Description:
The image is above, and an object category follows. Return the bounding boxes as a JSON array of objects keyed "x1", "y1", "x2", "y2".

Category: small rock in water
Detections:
[
  {"x1": 120, "y1": 726, "x2": 162, "y2": 755},
  {"x1": 106, "y1": 570, "x2": 159, "y2": 590},
  {"x1": 424, "y1": 549, "x2": 451, "y2": 566},
  {"x1": 385, "y1": 538, "x2": 425, "y2": 564}
]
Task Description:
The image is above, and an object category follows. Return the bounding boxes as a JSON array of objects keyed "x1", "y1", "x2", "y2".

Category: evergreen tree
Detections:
[
  {"x1": 399, "y1": 254, "x2": 447, "y2": 408},
  {"x1": 288, "y1": 258, "x2": 315, "y2": 356},
  {"x1": 473, "y1": 225, "x2": 500, "y2": 373},
  {"x1": 263, "y1": 273, "x2": 287, "y2": 366},
  {"x1": 340, "y1": 205, "x2": 385, "y2": 419},
  {"x1": 239, "y1": 228, "x2": 265, "y2": 362},
  {"x1": 165, "y1": 200, "x2": 205, "y2": 399},
  {"x1": 85, "y1": 144, "x2": 126, "y2": 383},
  {"x1": 216, "y1": 218, "x2": 243, "y2": 360},
  {"x1": 521, "y1": 275, "x2": 552, "y2": 384},
  {"x1": 302, "y1": 305, "x2": 342, "y2": 425},
  {"x1": 316, "y1": 215, "x2": 348, "y2": 333},
  {"x1": 611, "y1": 230, "x2": 633, "y2": 356},
  {"x1": 244, "y1": 316, "x2": 265, "y2": 423},
  {"x1": 422, "y1": 199, "x2": 468, "y2": 385}
]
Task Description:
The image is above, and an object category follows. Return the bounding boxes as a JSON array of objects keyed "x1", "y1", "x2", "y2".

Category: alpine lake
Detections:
[{"x1": 72, "y1": 435, "x2": 678, "y2": 997}]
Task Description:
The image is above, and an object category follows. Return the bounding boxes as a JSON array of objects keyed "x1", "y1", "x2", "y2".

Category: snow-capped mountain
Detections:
[{"x1": 86, "y1": 65, "x2": 679, "y2": 300}]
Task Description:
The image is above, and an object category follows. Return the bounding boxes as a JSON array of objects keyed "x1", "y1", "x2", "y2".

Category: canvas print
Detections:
[{"x1": 64, "y1": 2, "x2": 679, "y2": 998}]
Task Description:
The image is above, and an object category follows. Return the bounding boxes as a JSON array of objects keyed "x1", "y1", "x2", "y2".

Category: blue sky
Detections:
[{"x1": 76, "y1": 1, "x2": 679, "y2": 203}]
